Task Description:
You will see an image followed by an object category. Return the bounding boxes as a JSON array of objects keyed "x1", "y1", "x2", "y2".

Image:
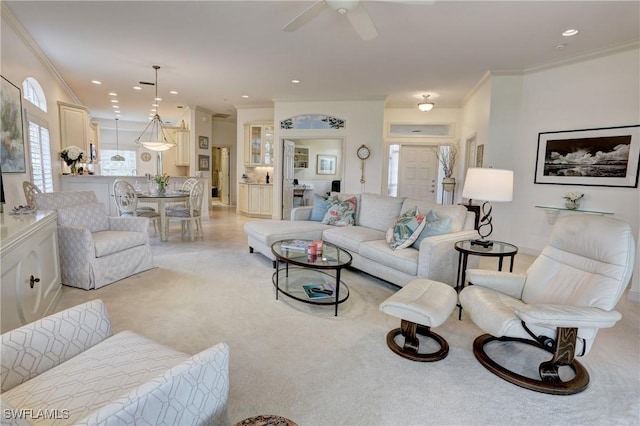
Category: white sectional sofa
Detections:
[{"x1": 244, "y1": 193, "x2": 479, "y2": 287}]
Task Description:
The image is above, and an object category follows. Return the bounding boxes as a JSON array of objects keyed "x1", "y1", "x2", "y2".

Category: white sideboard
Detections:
[{"x1": 1, "y1": 211, "x2": 61, "y2": 333}]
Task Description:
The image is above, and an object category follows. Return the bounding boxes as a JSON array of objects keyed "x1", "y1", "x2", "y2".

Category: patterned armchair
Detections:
[
  {"x1": 33, "y1": 191, "x2": 153, "y2": 290},
  {"x1": 1, "y1": 300, "x2": 230, "y2": 425}
]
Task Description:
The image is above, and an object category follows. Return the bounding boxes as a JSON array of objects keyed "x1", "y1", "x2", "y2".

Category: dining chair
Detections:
[
  {"x1": 113, "y1": 179, "x2": 160, "y2": 233},
  {"x1": 22, "y1": 181, "x2": 42, "y2": 208},
  {"x1": 166, "y1": 180, "x2": 204, "y2": 241},
  {"x1": 167, "y1": 178, "x2": 199, "y2": 211}
]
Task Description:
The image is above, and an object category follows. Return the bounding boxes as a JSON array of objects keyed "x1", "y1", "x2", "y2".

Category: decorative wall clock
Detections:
[
  {"x1": 356, "y1": 144, "x2": 370, "y2": 183},
  {"x1": 140, "y1": 152, "x2": 152, "y2": 162}
]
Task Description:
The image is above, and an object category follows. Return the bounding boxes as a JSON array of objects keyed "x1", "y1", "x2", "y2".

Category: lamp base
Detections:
[{"x1": 471, "y1": 239, "x2": 493, "y2": 248}]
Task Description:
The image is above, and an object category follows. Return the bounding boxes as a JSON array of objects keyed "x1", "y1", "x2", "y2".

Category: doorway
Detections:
[
  {"x1": 211, "y1": 146, "x2": 230, "y2": 205},
  {"x1": 388, "y1": 144, "x2": 439, "y2": 202}
]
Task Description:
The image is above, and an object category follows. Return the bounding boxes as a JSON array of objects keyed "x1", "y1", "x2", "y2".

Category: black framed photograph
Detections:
[
  {"x1": 1, "y1": 75, "x2": 26, "y2": 173},
  {"x1": 534, "y1": 125, "x2": 640, "y2": 188},
  {"x1": 199, "y1": 136, "x2": 209, "y2": 150},
  {"x1": 198, "y1": 154, "x2": 210, "y2": 171},
  {"x1": 316, "y1": 154, "x2": 336, "y2": 175}
]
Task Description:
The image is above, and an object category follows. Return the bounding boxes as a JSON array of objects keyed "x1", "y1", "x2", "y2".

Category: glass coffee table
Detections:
[{"x1": 271, "y1": 239, "x2": 352, "y2": 316}]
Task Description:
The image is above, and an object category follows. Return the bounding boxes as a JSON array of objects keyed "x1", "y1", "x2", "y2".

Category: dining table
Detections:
[{"x1": 137, "y1": 191, "x2": 189, "y2": 242}]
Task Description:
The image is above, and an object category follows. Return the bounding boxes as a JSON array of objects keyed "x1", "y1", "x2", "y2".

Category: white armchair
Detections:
[
  {"x1": 1, "y1": 300, "x2": 230, "y2": 425},
  {"x1": 33, "y1": 191, "x2": 153, "y2": 289},
  {"x1": 459, "y1": 214, "x2": 635, "y2": 394}
]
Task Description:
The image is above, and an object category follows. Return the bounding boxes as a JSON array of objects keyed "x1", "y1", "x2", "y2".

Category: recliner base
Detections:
[
  {"x1": 386, "y1": 321, "x2": 449, "y2": 362},
  {"x1": 473, "y1": 333, "x2": 589, "y2": 395}
]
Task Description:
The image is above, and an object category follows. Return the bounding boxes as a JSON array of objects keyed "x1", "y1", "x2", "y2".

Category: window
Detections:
[
  {"x1": 100, "y1": 150, "x2": 137, "y2": 176},
  {"x1": 28, "y1": 114, "x2": 53, "y2": 193},
  {"x1": 22, "y1": 77, "x2": 47, "y2": 112}
]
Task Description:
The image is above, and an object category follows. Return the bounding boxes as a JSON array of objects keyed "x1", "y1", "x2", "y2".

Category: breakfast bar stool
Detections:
[{"x1": 379, "y1": 279, "x2": 457, "y2": 362}]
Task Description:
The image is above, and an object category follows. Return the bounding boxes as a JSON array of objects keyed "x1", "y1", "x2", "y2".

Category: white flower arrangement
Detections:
[
  {"x1": 59, "y1": 145, "x2": 85, "y2": 165},
  {"x1": 563, "y1": 192, "x2": 584, "y2": 202}
]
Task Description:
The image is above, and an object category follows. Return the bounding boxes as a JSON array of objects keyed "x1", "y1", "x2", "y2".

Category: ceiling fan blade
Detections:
[
  {"x1": 282, "y1": 0, "x2": 327, "y2": 32},
  {"x1": 346, "y1": 3, "x2": 377, "y2": 41}
]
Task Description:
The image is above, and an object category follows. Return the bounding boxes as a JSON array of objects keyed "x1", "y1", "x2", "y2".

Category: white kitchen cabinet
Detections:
[
  {"x1": 1, "y1": 211, "x2": 61, "y2": 333},
  {"x1": 58, "y1": 101, "x2": 90, "y2": 154},
  {"x1": 248, "y1": 184, "x2": 273, "y2": 217},
  {"x1": 239, "y1": 183, "x2": 249, "y2": 214},
  {"x1": 245, "y1": 124, "x2": 274, "y2": 166},
  {"x1": 175, "y1": 129, "x2": 190, "y2": 166}
]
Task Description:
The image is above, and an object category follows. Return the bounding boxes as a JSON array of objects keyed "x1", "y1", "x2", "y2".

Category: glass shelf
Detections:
[{"x1": 535, "y1": 205, "x2": 614, "y2": 225}]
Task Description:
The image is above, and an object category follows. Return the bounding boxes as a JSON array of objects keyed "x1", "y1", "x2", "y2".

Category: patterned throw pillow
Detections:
[
  {"x1": 322, "y1": 196, "x2": 357, "y2": 226},
  {"x1": 310, "y1": 193, "x2": 330, "y2": 221},
  {"x1": 386, "y1": 207, "x2": 426, "y2": 250},
  {"x1": 411, "y1": 210, "x2": 453, "y2": 248}
]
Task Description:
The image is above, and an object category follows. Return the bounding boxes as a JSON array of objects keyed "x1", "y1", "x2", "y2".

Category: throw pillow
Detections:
[
  {"x1": 386, "y1": 207, "x2": 426, "y2": 250},
  {"x1": 411, "y1": 210, "x2": 453, "y2": 248},
  {"x1": 310, "y1": 193, "x2": 330, "y2": 221},
  {"x1": 321, "y1": 195, "x2": 357, "y2": 226}
]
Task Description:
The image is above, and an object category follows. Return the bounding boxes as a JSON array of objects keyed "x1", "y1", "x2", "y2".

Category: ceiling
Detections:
[{"x1": 5, "y1": 1, "x2": 639, "y2": 126}]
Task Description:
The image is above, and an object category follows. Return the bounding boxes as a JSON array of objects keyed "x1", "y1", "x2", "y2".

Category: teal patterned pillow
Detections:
[
  {"x1": 411, "y1": 210, "x2": 453, "y2": 248},
  {"x1": 386, "y1": 207, "x2": 426, "y2": 250},
  {"x1": 321, "y1": 196, "x2": 357, "y2": 226}
]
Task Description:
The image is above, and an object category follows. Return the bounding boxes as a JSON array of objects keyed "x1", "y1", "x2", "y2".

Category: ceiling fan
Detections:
[{"x1": 282, "y1": 0, "x2": 434, "y2": 41}]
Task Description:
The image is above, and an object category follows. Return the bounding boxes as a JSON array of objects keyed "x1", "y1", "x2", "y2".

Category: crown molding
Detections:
[{"x1": 2, "y1": 3, "x2": 82, "y2": 106}]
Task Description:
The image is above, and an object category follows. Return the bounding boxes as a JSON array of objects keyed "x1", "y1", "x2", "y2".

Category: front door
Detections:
[
  {"x1": 398, "y1": 145, "x2": 438, "y2": 202},
  {"x1": 282, "y1": 140, "x2": 295, "y2": 219}
]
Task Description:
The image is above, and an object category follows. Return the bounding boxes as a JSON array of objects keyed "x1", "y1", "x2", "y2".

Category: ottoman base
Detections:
[{"x1": 386, "y1": 320, "x2": 449, "y2": 362}]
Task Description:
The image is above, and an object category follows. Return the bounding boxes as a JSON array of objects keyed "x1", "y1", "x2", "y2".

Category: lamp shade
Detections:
[{"x1": 462, "y1": 168, "x2": 513, "y2": 202}]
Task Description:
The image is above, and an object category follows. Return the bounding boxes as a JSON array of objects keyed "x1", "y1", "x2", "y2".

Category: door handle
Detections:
[{"x1": 30, "y1": 275, "x2": 41, "y2": 289}]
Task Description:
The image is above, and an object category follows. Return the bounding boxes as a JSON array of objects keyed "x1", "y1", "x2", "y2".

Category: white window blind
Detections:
[{"x1": 27, "y1": 114, "x2": 53, "y2": 193}]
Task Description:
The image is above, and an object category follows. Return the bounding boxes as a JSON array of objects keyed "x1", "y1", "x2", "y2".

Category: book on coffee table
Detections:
[
  {"x1": 280, "y1": 240, "x2": 309, "y2": 251},
  {"x1": 303, "y1": 282, "x2": 335, "y2": 299}
]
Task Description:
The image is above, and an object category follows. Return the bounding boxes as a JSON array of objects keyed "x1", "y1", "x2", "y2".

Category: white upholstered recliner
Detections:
[
  {"x1": 1, "y1": 300, "x2": 230, "y2": 425},
  {"x1": 33, "y1": 191, "x2": 154, "y2": 290},
  {"x1": 459, "y1": 214, "x2": 635, "y2": 395}
]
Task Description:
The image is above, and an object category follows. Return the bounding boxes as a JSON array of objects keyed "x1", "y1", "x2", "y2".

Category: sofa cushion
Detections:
[
  {"x1": 412, "y1": 210, "x2": 453, "y2": 249},
  {"x1": 359, "y1": 239, "x2": 419, "y2": 276},
  {"x1": 245, "y1": 220, "x2": 330, "y2": 246},
  {"x1": 310, "y1": 193, "x2": 330, "y2": 221},
  {"x1": 92, "y1": 230, "x2": 148, "y2": 257},
  {"x1": 323, "y1": 226, "x2": 386, "y2": 253},
  {"x1": 57, "y1": 202, "x2": 109, "y2": 233},
  {"x1": 401, "y1": 199, "x2": 468, "y2": 232},
  {"x1": 386, "y1": 207, "x2": 426, "y2": 250},
  {"x1": 322, "y1": 195, "x2": 357, "y2": 226},
  {"x1": 329, "y1": 193, "x2": 362, "y2": 223},
  {"x1": 1, "y1": 330, "x2": 188, "y2": 425},
  {"x1": 358, "y1": 193, "x2": 405, "y2": 232}
]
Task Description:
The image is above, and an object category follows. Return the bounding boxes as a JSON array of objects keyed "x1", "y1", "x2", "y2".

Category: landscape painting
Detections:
[{"x1": 534, "y1": 125, "x2": 640, "y2": 188}]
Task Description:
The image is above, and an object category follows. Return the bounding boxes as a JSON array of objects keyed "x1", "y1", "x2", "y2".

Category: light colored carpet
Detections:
[{"x1": 57, "y1": 204, "x2": 640, "y2": 425}]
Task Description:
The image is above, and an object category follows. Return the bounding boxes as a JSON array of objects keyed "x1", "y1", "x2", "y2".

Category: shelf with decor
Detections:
[
  {"x1": 535, "y1": 205, "x2": 614, "y2": 225},
  {"x1": 294, "y1": 147, "x2": 309, "y2": 169}
]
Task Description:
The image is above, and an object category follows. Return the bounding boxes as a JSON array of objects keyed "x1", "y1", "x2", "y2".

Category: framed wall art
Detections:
[
  {"x1": 534, "y1": 125, "x2": 640, "y2": 188},
  {"x1": 1, "y1": 76, "x2": 26, "y2": 173},
  {"x1": 475, "y1": 144, "x2": 484, "y2": 167},
  {"x1": 199, "y1": 136, "x2": 209, "y2": 149},
  {"x1": 198, "y1": 154, "x2": 210, "y2": 171},
  {"x1": 317, "y1": 154, "x2": 336, "y2": 175}
]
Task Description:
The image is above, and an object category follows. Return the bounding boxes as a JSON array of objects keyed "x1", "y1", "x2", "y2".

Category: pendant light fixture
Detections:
[
  {"x1": 110, "y1": 118, "x2": 125, "y2": 161},
  {"x1": 418, "y1": 94, "x2": 435, "y2": 112},
  {"x1": 135, "y1": 65, "x2": 176, "y2": 151}
]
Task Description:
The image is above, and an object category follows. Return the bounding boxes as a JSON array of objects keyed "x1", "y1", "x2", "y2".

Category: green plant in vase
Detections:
[{"x1": 154, "y1": 173, "x2": 170, "y2": 194}]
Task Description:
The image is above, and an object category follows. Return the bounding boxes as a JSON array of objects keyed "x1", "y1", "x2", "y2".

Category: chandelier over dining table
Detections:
[{"x1": 135, "y1": 65, "x2": 176, "y2": 152}]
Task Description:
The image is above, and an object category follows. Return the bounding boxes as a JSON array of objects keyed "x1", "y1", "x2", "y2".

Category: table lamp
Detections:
[{"x1": 462, "y1": 168, "x2": 514, "y2": 247}]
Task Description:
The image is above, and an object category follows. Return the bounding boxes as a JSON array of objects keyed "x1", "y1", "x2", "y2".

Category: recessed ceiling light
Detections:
[
  {"x1": 112, "y1": 105, "x2": 119, "y2": 108},
  {"x1": 115, "y1": 114, "x2": 121, "y2": 117},
  {"x1": 291, "y1": 79, "x2": 301, "y2": 84},
  {"x1": 110, "y1": 99, "x2": 119, "y2": 103},
  {"x1": 555, "y1": 43, "x2": 567, "y2": 50},
  {"x1": 155, "y1": 97, "x2": 162, "y2": 101},
  {"x1": 150, "y1": 108, "x2": 157, "y2": 112},
  {"x1": 114, "y1": 110, "x2": 120, "y2": 113},
  {"x1": 133, "y1": 86, "x2": 142, "y2": 90},
  {"x1": 562, "y1": 29, "x2": 579, "y2": 37},
  {"x1": 242, "y1": 95, "x2": 249, "y2": 98},
  {"x1": 152, "y1": 103, "x2": 159, "y2": 107},
  {"x1": 108, "y1": 92, "x2": 117, "y2": 96},
  {"x1": 91, "y1": 80, "x2": 102, "y2": 85},
  {"x1": 170, "y1": 91, "x2": 178, "y2": 95}
]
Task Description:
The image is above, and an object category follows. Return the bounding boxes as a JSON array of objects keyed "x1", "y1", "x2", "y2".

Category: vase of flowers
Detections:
[
  {"x1": 437, "y1": 145, "x2": 458, "y2": 192},
  {"x1": 563, "y1": 191, "x2": 584, "y2": 210},
  {"x1": 154, "y1": 173, "x2": 170, "y2": 194},
  {"x1": 59, "y1": 145, "x2": 85, "y2": 175}
]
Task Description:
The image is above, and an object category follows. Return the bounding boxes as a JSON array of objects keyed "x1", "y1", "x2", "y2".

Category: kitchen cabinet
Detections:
[
  {"x1": 245, "y1": 124, "x2": 274, "y2": 166},
  {"x1": 239, "y1": 183, "x2": 249, "y2": 214},
  {"x1": 175, "y1": 129, "x2": 190, "y2": 166},
  {"x1": 58, "y1": 101, "x2": 90, "y2": 154},
  {"x1": 1, "y1": 211, "x2": 61, "y2": 333}
]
